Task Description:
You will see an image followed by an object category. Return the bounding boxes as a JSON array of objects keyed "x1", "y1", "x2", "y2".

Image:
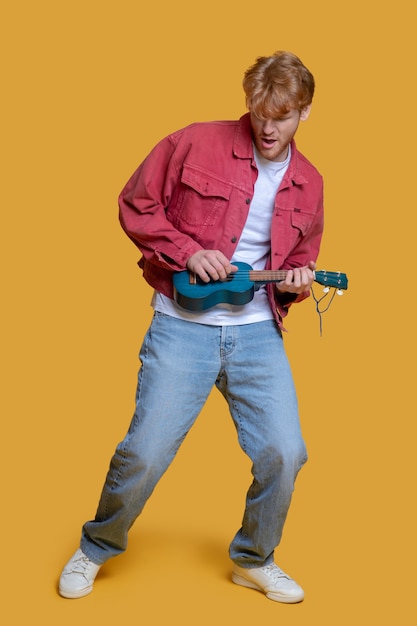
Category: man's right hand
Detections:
[{"x1": 186, "y1": 250, "x2": 238, "y2": 283}]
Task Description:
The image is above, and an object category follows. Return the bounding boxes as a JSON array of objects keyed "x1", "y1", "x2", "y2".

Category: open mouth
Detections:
[{"x1": 262, "y1": 138, "x2": 276, "y2": 147}]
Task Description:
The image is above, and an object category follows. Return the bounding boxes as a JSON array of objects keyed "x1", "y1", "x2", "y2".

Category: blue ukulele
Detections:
[{"x1": 173, "y1": 261, "x2": 348, "y2": 312}]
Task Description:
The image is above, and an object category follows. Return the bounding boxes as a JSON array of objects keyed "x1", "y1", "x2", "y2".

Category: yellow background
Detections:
[{"x1": 2, "y1": 1, "x2": 416, "y2": 623}]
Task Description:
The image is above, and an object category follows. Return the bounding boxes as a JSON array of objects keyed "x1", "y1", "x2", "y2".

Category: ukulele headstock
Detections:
[{"x1": 314, "y1": 270, "x2": 348, "y2": 291}]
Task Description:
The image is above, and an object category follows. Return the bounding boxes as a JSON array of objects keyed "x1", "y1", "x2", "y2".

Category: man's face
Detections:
[{"x1": 249, "y1": 106, "x2": 311, "y2": 162}]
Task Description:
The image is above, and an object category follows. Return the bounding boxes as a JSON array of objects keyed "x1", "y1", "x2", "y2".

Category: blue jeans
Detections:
[{"x1": 81, "y1": 312, "x2": 307, "y2": 568}]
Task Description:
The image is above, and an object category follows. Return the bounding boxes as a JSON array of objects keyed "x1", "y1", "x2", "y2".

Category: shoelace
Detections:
[
  {"x1": 262, "y1": 564, "x2": 290, "y2": 581},
  {"x1": 66, "y1": 554, "x2": 94, "y2": 576}
]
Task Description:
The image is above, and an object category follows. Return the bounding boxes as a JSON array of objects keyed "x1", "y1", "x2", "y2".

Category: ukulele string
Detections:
[
  {"x1": 226, "y1": 271, "x2": 285, "y2": 281},
  {"x1": 311, "y1": 285, "x2": 337, "y2": 336}
]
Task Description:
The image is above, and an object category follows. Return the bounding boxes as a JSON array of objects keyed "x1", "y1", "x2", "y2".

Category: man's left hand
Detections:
[{"x1": 276, "y1": 261, "x2": 316, "y2": 294}]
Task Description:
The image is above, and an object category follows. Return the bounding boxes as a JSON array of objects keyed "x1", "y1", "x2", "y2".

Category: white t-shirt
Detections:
[{"x1": 152, "y1": 145, "x2": 291, "y2": 325}]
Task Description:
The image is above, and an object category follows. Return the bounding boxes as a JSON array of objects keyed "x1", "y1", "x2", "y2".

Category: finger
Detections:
[
  {"x1": 187, "y1": 250, "x2": 236, "y2": 282},
  {"x1": 198, "y1": 258, "x2": 226, "y2": 282},
  {"x1": 205, "y1": 253, "x2": 236, "y2": 281},
  {"x1": 295, "y1": 268, "x2": 312, "y2": 291},
  {"x1": 285, "y1": 269, "x2": 294, "y2": 286}
]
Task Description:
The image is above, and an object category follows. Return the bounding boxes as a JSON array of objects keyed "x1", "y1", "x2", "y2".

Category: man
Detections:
[{"x1": 59, "y1": 50, "x2": 324, "y2": 603}]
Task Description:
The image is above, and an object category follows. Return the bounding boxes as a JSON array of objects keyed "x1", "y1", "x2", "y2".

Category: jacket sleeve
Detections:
[{"x1": 118, "y1": 135, "x2": 203, "y2": 271}]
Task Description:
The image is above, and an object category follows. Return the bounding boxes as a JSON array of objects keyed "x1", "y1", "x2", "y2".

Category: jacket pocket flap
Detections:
[
  {"x1": 181, "y1": 164, "x2": 232, "y2": 199},
  {"x1": 290, "y1": 208, "x2": 314, "y2": 235}
]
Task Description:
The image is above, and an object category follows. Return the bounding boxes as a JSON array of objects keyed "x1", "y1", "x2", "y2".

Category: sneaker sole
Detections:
[
  {"x1": 231, "y1": 573, "x2": 304, "y2": 604},
  {"x1": 58, "y1": 584, "x2": 94, "y2": 599}
]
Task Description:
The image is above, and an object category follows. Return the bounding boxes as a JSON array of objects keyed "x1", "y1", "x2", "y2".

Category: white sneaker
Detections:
[
  {"x1": 232, "y1": 563, "x2": 304, "y2": 603},
  {"x1": 59, "y1": 549, "x2": 102, "y2": 598}
]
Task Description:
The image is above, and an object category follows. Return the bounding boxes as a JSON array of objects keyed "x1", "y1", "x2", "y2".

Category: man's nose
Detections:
[{"x1": 262, "y1": 119, "x2": 274, "y2": 134}]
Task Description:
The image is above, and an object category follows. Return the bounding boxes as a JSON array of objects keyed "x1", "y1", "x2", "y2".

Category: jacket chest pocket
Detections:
[
  {"x1": 290, "y1": 207, "x2": 315, "y2": 236},
  {"x1": 273, "y1": 206, "x2": 316, "y2": 251},
  {"x1": 169, "y1": 163, "x2": 232, "y2": 227},
  {"x1": 275, "y1": 183, "x2": 317, "y2": 239}
]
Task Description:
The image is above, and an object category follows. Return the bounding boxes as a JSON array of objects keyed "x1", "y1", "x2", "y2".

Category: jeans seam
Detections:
[{"x1": 230, "y1": 397, "x2": 248, "y2": 454}]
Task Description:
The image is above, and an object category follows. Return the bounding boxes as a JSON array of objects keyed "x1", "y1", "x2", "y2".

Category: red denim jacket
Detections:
[{"x1": 119, "y1": 113, "x2": 324, "y2": 328}]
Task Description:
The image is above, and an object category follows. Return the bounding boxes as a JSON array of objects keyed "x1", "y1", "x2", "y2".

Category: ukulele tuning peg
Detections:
[
  {"x1": 336, "y1": 289, "x2": 344, "y2": 296},
  {"x1": 323, "y1": 287, "x2": 330, "y2": 294}
]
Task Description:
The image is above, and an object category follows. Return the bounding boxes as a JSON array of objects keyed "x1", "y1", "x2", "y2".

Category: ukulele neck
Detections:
[
  {"x1": 248, "y1": 270, "x2": 288, "y2": 283},
  {"x1": 188, "y1": 269, "x2": 289, "y2": 285}
]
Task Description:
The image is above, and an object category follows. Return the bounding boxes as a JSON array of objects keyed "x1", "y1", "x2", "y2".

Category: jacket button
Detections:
[
  {"x1": 231, "y1": 236, "x2": 237, "y2": 243},
  {"x1": 246, "y1": 198, "x2": 251, "y2": 204}
]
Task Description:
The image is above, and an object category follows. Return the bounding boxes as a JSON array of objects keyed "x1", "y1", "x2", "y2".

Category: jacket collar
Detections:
[{"x1": 233, "y1": 113, "x2": 255, "y2": 159}]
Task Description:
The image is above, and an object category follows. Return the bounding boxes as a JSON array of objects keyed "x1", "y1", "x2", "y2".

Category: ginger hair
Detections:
[{"x1": 243, "y1": 51, "x2": 315, "y2": 119}]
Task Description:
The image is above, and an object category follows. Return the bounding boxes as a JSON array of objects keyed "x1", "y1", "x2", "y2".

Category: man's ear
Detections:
[{"x1": 300, "y1": 104, "x2": 312, "y2": 121}]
